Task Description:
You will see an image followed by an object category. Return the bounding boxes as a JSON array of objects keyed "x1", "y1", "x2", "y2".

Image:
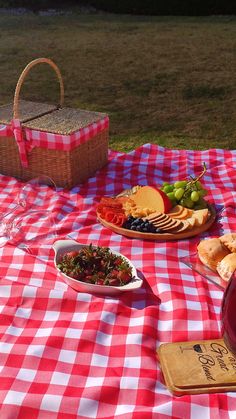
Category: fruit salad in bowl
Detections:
[{"x1": 53, "y1": 239, "x2": 142, "y2": 295}]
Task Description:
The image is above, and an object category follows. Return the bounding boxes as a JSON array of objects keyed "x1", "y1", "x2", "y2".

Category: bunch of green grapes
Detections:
[{"x1": 161, "y1": 164, "x2": 209, "y2": 209}]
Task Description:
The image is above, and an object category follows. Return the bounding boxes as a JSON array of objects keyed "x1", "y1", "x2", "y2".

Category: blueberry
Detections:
[
  {"x1": 123, "y1": 223, "x2": 131, "y2": 230},
  {"x1": 131, "y1": 225, "x2": 137, "y2": 231},
  {"x1": 136, "y1": 225, "x2": 141, "y2": 231}
]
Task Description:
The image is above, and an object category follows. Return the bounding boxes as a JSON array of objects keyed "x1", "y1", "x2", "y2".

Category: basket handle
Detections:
[{"x1": 13, "y1": 57, "x2": 64, "y2": 120}]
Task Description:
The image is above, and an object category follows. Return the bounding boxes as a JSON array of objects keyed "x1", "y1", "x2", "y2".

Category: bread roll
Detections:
[
  {"x1": 197, "y1": 237, "x2": 230, "y2": 272},
  {"x1": 217, "y1": 253, "x2": 236, "y2": 282},
  {"x1": 219, "y1": 233, "x2": 236, "y2": 253}
]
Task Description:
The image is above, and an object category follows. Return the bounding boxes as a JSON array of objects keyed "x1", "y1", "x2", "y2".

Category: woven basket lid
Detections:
[
  {"x1": 0, "y1": 100, "x2": 57, "y2": 125},
  {"x1": 23, "y1": 107, "x2": 107, "y2": 135}
]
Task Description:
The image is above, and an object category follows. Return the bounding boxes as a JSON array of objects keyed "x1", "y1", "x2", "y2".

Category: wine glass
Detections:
[{"x1": 0, "y1": 176, "x2": 57, "y2": 251}]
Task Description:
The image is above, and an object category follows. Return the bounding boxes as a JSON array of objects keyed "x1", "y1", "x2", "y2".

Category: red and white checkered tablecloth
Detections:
[{"x1": 0, "y1": 144, "x2": 236, "y2": 419}]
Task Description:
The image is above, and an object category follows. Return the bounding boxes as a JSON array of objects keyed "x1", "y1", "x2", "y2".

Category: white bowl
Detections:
[{"x1": 53, "y1": 239, "x2": 143, "y2": 295}]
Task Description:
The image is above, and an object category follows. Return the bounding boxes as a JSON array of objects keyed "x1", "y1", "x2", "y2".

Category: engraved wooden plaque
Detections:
[{"x1": 157, "y1": 339, "x2": 236, "y2": 395}]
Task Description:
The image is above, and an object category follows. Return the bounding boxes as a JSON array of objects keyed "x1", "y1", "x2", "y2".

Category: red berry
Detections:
[
  {"x1": 65, "y1": 251, "x2": 79, "y2": 258},
  {"x1": 108, "y1": 278, "x2": 120, "y2": 286}
]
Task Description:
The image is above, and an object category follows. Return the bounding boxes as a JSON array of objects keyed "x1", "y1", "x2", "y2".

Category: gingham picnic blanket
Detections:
[{"x1": 0, "y1": 144, "x2": 236, "y2": 419}]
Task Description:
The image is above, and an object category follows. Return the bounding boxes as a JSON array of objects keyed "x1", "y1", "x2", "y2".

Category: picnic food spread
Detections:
[{"x1": 96, "y1": 166, "x2": 216, "y2": 239}]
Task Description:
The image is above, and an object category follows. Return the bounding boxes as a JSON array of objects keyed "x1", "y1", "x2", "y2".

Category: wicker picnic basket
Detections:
[{"x1": 0, "y1": 58, "x2": 109, "y2": 188}]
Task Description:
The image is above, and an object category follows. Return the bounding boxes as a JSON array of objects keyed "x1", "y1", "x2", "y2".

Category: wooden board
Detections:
[
  {"x1": 157, "y1": 338, "x2": 236, "y2": 395},
  {"x1": 97, "y1": 205, "x2": 216, "y2": 241}
]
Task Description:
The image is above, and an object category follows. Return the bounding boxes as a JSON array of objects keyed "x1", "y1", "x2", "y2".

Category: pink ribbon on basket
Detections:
[{"x1": 11, "y1": 119, "x2": 29, "y2": 168}]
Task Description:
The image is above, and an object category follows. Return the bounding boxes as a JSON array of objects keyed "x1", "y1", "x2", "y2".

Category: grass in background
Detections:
[{"x1": 0, "y1": 12, "x2": 236, "y2": 151}]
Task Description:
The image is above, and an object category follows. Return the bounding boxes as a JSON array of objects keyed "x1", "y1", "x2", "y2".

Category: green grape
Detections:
[
  {"x1": 167, "y1": 192, "x2": 176, "y2": 201},
  {"x1": 162, "y1": 182, "x2": 170, "y2": 186},
  {"x1": 198, "y1": 189, "x2": 208, "y2": 197},
  {"x1": 174, "y1": 180, "x2": 187, "y2": 189},
  {"x1": 163, "y1": 184, "x2": 174, "y2": 194},
  {"x1": 196, "y1": 181, "x2": 203, "y2": 189},
  {"x1": 174, "y1": 187, "x2": 185, "y2": 201},
  {"x1": 191, "y1": 191, "x2": 200, "y2": 202},
  {"x1": 181, "y1": 197, "x2": 195, "y2": 209}
]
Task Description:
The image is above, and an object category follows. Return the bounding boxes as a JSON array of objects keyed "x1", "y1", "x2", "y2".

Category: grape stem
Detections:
[{"x1": 187, "y1": 162, "x2": 207, "y2": 187}]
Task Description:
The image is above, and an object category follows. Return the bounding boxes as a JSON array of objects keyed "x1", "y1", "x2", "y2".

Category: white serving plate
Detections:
[{"x1": 53, "y1": 239, "x2": 142, "y2": 295}]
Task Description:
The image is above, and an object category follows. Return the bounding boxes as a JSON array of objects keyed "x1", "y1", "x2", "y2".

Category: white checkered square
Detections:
[
  {"x1": 157, "y1": 319, "x2": 173, "y2": 332},
  {"x1": 85, "y1": 376, "x2": 104, "y2": 387},
  {"x1": 77, "y1": 398, "x2": 98, "y2": 418},
  {"x1": 49, "y1": 289, "x2": 65, "y2": 299},
  {"x1": 191, "y1": 403, "x2": 210, "y2": 418},
  {"x1": 26, "y1": 345, "x2": 45, "y2": 357},
  {"x1": 50, "y1": 371, "x2": 70, "y2": 386},
  {"x1": 210, "y1": 290, "x2": 223, "y2": 300},
  {"x1": 120, "y1": 376, "x2": 139, "y2": 389},
  {"x1": 35, "y1": 328, "x2": 53, "y2": 337},
  {"x1": 31, "y1": 130, "x2": 40, "y2": 140},
  {"x1": 129, "y1": 317, "x2": 144, "y2": 326},
  {"x1": 16, "y1": 368, "x2": 37, "y2": 382},
  {"x1": 72, "y1": 312, "x2": 88, "y2": 322},
  {"x1": 158, "y1": 283, "x2": 171, "y2": 293},
  {"x1": 183, "y1": 286, "x2": 198, "y2": 296},
  {"x1": 6, "y1": 326, "x2": 23, "y2": 336},
  {"x1": 124, "y1": 357, "x2": 141, "y2": 369},
  {"x1": 47, "y1": 133, "x2": 55, "y2": 142},
  {"x1": 160, "y1": 300, "x2": 173, "y2": 312},
  {"x1": 186, "y1": 300, "x2": 202, "y2": 311},
  {"x1": 15, "y1": 307, "x2": 32, "y2": 319},
  {"x1": 188, "y1": 320, "x2": 203, "y2": 331},
  {"x1": 34, "y1": 262, "x2": 47, "y2": 273},
  {"x1": 43, "y1": 311, "x2": 60, "y2": 321},
  {"x1": 91, "y1": 353, "x2": 108, "y2": 367},
  {"x1": 126, "y1": 333, "x2": 142, "y2": 345},
  {"x1": 95, "y1": 331, "x2": 112, "y2": 346},
  {"x1": 65, "y1": 328, "x2": 82, "y2": 339},
  {"x1": 76, "y1": 293, "x2": 91, "y2": 303},
  {"x1": 58, "y1": 349, "x2": 77, "y2": 364},
  {"x1": 29, "y1": 278, "x2": 43, "y2": 287},
  {"x1": 22, "y1": 285, "x2": 37, "y2": 298},
  {"x1": 115, "y1": 404, "x2": 135, "y2": 416},
  {"x1": 4, "y1": 390, "x2": 26, "y2": 405},
  {"x1": 0, "y1": 285, "x2": 11, "y2": 297},
  {"x1": 40, "y1": 394, "x2": 62, "y2": 412},
  {"x1": 0, "y1": 342, "x2": 14, "y2": 353}
]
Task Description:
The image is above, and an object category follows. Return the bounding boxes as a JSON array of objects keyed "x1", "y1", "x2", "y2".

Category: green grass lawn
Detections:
[{"x1": 0, "y1": 12, "x2": 236, "y2": 151}]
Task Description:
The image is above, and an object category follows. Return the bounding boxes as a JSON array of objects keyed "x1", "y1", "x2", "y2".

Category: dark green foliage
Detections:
[
  {"x1": 0, "y1": 0, "x2": 86, "y2": 11},
  {"x1": 89, "y1": 0, "x2": 236, "y2": 15},
  {"x1": 0, "y1": 0, "x2": 235, "y2": 15}
]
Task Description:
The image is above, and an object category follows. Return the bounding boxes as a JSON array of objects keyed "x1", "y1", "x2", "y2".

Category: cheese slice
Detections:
[
  {"x1": 170, "y1": 207, "x2": 191, "y2": 220},
  {"x1": 192, "y1": 208, "x2": 209, "y2": 226},
  {"x1": 168, "y1": 205, "x2": 185, "y2": 217}
]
